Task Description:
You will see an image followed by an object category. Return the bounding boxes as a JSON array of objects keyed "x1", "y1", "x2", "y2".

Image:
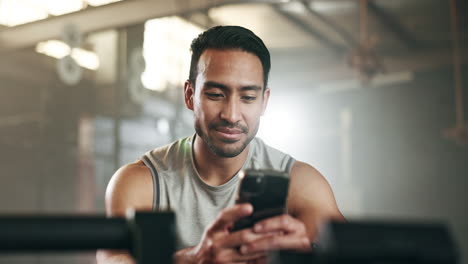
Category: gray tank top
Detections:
[{"x1": 142, "y1": 134, "x2": 295, "y2": 249}]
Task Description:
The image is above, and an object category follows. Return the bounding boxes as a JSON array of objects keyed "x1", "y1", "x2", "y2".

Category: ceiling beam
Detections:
[
  {"x1": 180, "y1": 10, "x2": 218, "y2": 30},
  {"x1": 300, "y1": 0, "x2": 357, "y2": 48},
  {"x1": 271, "y1": 4, "x2": 346, "y2": 54},
  {"x1": 367, "y1": 1, "x2": 421, "y2": 50},
  {"x1": 0, "y1": 0, "x2": 248, "y2": 53}
]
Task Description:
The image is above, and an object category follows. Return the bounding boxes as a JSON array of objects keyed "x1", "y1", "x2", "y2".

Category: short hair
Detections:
[{"x1": 188, "y1": 25, "x2": 271, "y2": 88}]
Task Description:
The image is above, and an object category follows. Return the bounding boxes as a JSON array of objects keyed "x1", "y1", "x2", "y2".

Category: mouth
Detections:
[{"x1": 214, "y1": 127, "x2": 244, "y2": 141}]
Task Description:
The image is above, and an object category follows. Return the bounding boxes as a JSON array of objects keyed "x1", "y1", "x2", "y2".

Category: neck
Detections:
[{"x1": 192, "y1": 135, "x2": 249, "y2": 186}]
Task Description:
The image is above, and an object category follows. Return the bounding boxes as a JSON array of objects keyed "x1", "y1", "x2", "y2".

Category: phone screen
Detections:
[{"x1": 231, "y1": 169, "x2": 289, "y2": 231}]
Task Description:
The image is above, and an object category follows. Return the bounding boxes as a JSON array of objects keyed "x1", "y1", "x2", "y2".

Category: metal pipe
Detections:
[
  {"x1": 449, "y1": 0, "x2": 464, "y2": 128},
  {"x1": 360, "y1": 0, "x2": 369, "y2": 46}
]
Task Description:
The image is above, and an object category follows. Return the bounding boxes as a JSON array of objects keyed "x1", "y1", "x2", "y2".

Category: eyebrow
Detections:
[{"x1": 204, "y1": 81, "x2": 262, "y2": 92}]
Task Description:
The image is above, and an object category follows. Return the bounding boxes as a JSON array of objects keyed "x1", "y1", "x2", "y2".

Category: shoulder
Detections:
[
  {"x1": 289, "y1": 161, "x2": 322, "y2": 184},
  {"x1": 251, "y1": 137, "x2": 285, "y2": 156},
  {"x1": 105, "y1": 161, "x2": 153, "y2": 217},
  {"x1": 145, "y1": 136, "x2": 193, "y2": 171},
  {"x1": 250, "y1": 137, "x2": 294, "y2": 171},
  {"x1": 287, "y1": 160, "x2": 344, "y2": 220}
]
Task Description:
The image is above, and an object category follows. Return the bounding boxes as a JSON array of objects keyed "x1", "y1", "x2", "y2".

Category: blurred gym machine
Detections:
[
  {"x1": 0, "y1": 212, "x2": 459, "y2": 264},
  {"x1": 0, "y1": 211, "x2": 175, "y2": 264}
]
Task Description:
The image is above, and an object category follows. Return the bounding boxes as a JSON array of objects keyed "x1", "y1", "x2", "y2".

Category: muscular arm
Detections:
[
  {"x1": 239, "y1": 161, "x2": 344, "y2": 255},
  {"x1": 96, "y1": 161, "x2": 154, "y2": 264},
  {"x1": 287, "y1": 161, "x2": 345, "y2": 241},
  {"x1": 98, "y1": 161, "x2": 268, "y2": 264}
]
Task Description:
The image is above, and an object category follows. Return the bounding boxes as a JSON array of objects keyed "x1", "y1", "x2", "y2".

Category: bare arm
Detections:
[
  {"x1": 96, "y1": 161, "x2": 154, "y2": 264},
  {"x1": 287, "y1": 161, "x2": 345, "y2": 240},
  {"x1": 237, "y1": 161, "x2": 345, "y2": 255},
  {"x1": 97, "y1": 160, "x2": 269, "y2": 264}
]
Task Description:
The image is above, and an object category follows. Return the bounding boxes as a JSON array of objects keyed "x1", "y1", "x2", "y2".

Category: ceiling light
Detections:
[
  {"x1": 71, "y1": 48, "x2": 100, "y2": 70},
  {"x1": 86, "y1": 0, "x2": 122, "y2": 7},
  {"x1": 36, "y1": 40, "x2": 71, "y2": 58},
  {"x1": 0, "y1": 0, "x2": 123, "y2": 27},
  {"x1": 142, "y1": 16, "x2": 202, "y2": 92},
  {"x1": 45, "y1": 0, "x2": 83, "y2": 16},
  {"x1": 0, "y1": 0, "x2": 48, "y2": 26},
  {"x1": 35, "y1": 40, "x2": 100, "y2": 70}
]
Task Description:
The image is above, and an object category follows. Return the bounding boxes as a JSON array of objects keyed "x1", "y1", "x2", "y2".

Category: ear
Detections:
[
  {"x1": 184, "y1": 80, "x2": 194, "y2": 111},
  {"x1": 261, "y1": 87, "x2": 270, "y2": 116}
]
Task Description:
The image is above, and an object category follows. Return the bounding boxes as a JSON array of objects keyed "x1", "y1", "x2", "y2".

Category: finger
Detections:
[
  {"x1": 211, "y1": 247, "x2": 266, "y2": 263},
  {"x1": 253, "y1": 214, "x2": 305, "y2": 234},
  {"x1": 216, "y1": 228, "x2": 267, "y2": 248},
  {"x1": 240, "y1": 234, "x2": 311, "y2": 254},
  {"x1": 247, "y1": 255, "x2": 268, "y2": 264},
  {"x1": 209, "y1": 203, "x2": 253, "y2": 232}
]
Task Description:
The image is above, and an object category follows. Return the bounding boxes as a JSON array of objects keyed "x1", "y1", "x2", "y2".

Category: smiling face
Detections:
[{"x1": 184, "y1": 49, "x2": 270, "y2": 158}]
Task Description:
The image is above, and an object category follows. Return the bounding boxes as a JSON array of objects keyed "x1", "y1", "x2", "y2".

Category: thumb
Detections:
[{"x1": 210, "y1": 203, "x2": 253, "y2": 231}]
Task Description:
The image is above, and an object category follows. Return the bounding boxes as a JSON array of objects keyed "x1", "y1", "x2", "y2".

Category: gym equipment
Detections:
[
  {"x1": 0, "y1": 213, "x2": 459, "y2": 264},
  {"x1": 272, "y1": 220, "x2": 459, "y2": 264},
  {"x1": 0, "y1": 211, "x2": 175, "y2": 264}
]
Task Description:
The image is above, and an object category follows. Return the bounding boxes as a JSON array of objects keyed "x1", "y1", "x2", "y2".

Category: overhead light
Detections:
[
  {"x1": 0, "y1": 0, "x2": 48, "y2": 26},
  {"x1": 36, "y1": 40, "x2": 71, "y2": 58},
  {"x1": 44, "y1": 0, "x2": 83, "y2": 16},
  {"x1": 71, "y1": 48, "x2": 100, "y2": 70},
  {"x1": 142, "y1": 16, "x2": 202, "y2": 92},
  {"x1": 35, "y1": 40, "x2": 100, "y2": 70},
  {"x1": 86, "y1": 0, "x2": 122, "y2": 7},
  {"x1": 0, "y1": 0, "x2": 123, "y2": 27}
]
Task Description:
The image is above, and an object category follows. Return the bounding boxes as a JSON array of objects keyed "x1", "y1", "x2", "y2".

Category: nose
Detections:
[{"x1": 220, "y1": 97, "x2": 241, "y2": 124}]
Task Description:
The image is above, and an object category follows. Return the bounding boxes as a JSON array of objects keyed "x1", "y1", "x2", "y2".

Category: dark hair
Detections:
[{"x1": 188, "y1": 25, "x2": 271, "y2": 88}]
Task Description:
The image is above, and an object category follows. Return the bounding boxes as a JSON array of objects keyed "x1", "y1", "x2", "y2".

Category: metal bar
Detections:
[
  {"x1": 271, "y1": 4, "x2": 345, "y2": 54},
  {"x1": 300, "y1": 0, "x2": 357, "y2": 47},
  {"x1": 367, "y1": 1, "x2": 420, "y2": 50},
  {"x1": 0, "y1": 0, "x2": 290, "y2": 53},
  {"x1": 180, "y1": 10, "x2": 217, "y2": 30},
  {"x1": 360, "y1": 0, "x2": 369, "y2": 45},
  {"x1": 449, "y1": 0, "x2": 465, "y2": 128},
  {"x1": 0, "y1": 216, "x2": 130, "y2": 252}
]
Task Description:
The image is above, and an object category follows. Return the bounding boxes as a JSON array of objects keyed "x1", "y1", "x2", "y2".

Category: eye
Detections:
[
  {"x1": 205, "y1": 93, "x2": 224, "y2": 99},
  {"x1": 242, "y1": 96, "x2": 257, "y2": 101}
]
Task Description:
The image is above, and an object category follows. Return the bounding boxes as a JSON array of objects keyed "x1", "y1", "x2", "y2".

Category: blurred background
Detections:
[{"x1": 0, "y1": 0, "x2": 467, "y2": 263}]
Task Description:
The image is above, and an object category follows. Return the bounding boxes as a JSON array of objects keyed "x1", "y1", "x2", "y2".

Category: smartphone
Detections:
[{"x1": 231, "y1": 169, "x2": 290, "y2": 231}]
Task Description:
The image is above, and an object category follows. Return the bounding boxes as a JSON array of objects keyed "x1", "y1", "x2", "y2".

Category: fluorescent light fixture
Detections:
[
  {"x1": 0, "y1": 0, "x2": 122, "y2": 27},
  {"x1": 71, "y1": 48, "x2": 100, "y2": 70},
  {"x1": 0, "y1": 0, "x2": 48, "y2": 26},
  {"x1": 86, "y1": 0, "x2": 122, "y2": 7},
  {"x1": 35, "y1": 40, "x2": 100, "y2": 70},
  {"x1": 45, "y1": 0, "x2": 83, "y2": 16},
  {"x1": 36, "y1": 40, "x2": 71, "y2": 58},
  {"x1": 142, "y1": 16, "x2": 202, "y2": 92}
]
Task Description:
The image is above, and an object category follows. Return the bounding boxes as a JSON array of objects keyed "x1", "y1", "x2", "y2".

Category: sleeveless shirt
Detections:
[{"x1": 141, "y1": 134, "x2": 295, "y2": 249}]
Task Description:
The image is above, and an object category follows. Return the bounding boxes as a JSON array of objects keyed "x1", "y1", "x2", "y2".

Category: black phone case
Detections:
[{"x1": 231, "y1": 169, "x2": 289, "y2": 231}]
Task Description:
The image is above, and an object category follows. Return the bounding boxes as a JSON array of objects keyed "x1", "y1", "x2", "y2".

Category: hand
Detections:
[
  {"x1": 238, "y1": 214, "x2": 312, "y2": 255},
  {"x1": 186, "y1": 203, "x2": 272, "y2": 264}
]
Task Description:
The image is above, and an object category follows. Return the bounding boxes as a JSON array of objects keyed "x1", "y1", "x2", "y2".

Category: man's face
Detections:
[{"x1": 185, "y1": 49, "x2": 270, "y2": 158}]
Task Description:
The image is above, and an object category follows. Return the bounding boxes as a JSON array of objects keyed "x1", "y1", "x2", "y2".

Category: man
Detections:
[{"x1": 97, "y1": 25, "x2": 344, "y2": 264}]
